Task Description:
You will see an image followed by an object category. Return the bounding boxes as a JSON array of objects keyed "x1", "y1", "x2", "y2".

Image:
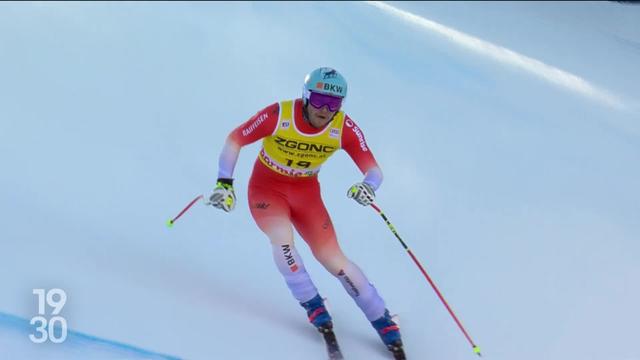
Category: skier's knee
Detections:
[{"x1": 313, "y1": 251, "x2": 349, "y2": 275}]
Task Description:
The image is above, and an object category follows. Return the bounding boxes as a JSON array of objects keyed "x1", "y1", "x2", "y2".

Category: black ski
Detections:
[
  {"x1": 387, "y1": 340, "x2": 406, "y2": 360},
  {"x1": 318, "y1": 325, "x2": 343, "y2": 359}
]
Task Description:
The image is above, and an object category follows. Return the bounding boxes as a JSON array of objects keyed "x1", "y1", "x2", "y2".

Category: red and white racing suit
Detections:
[{"x1": 217, "y1": 98, "x2": 386, "y2": 321}]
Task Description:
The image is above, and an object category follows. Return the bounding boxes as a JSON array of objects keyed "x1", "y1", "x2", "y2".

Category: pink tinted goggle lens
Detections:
[{"x1": 308, "y1": 91, "x2": 343, "y2": 112}]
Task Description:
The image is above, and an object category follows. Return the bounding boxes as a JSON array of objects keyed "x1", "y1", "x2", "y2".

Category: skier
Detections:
[{"x1": 207, "y1": 67, "x2": 404, "y2": 359}]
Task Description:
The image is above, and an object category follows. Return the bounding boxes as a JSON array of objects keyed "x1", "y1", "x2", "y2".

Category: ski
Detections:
[
  {"x1": 387, "y1": 341, "x2": 406, "y2": 360},
  {"x1": 319, "y1": 326, "x2": 343, "y2": 360}
]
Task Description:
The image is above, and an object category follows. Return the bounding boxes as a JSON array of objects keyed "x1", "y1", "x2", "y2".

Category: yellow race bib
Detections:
[{"x1": 259, "y1": 100, "x2": 344, "y2": 177}]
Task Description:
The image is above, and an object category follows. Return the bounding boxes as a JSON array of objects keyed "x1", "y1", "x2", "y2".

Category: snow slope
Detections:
[{"x1": 1, "y1": 2, "x2": 639, "y2": 359}]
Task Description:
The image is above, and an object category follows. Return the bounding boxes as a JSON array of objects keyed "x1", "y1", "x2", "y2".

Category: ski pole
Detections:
[
  {"x1": 166, "y1": 194, "x2": 204, "y2": 228},
  {"x1": 369, "y1": 203, "x2": 482, "y2": 357}
]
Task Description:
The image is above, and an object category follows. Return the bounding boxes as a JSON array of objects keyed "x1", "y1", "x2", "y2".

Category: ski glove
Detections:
[
  {"x1": 206, "y1": 178, "x2": 236, "y2": 212},
  {"x1": 347, "y1": 182, "x2": 376, "y2": 206}
]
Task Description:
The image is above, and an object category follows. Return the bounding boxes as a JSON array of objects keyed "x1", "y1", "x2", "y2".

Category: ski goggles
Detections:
[{"x1": 308, "y1": 91, "x2": 343, "y2": 112}]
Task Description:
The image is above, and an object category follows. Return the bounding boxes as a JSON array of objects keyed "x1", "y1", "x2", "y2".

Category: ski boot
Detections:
[
  {"x1": 301, "y1": 294, "x2": 343, "y2": 359},
  {"x1": 301, "y1": 294, "x2": 333, "y2": 329},
  {"x1": 371, "y1": 309, "x2": 406, "y2": 360}
]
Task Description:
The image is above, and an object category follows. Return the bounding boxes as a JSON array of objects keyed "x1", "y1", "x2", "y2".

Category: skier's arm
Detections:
[
  {"x1": 217, "y1": 102, "x2": 280, "y2": 179},
  {"x1": 341, "y1": 116, "x2": 383, "y2": 191}
]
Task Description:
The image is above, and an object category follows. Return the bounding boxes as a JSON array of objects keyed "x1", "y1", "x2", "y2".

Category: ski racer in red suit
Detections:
[{"x1": 207, "y1": 67, "x2": 405, "y2": 358}]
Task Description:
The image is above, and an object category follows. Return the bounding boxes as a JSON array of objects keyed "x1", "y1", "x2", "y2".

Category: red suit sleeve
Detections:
[
  {"x1": 227, "y1": 102, "x2": 280, "y2": 146},
  {"x1": 217, "y1": 103, "x2": 280, "y2": 179},
  {"x1": 341, "y1": 115, "x2": 383, "y2": 190}
]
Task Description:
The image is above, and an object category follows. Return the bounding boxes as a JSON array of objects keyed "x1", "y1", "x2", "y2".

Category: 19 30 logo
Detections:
[{"x1": 30, "y1": 289, "x2": 68, "y2": 344}]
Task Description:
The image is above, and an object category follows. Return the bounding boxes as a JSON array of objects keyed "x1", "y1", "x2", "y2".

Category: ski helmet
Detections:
[{"x1": 302, "y1": 67, "x2": 348, "y2": 105}]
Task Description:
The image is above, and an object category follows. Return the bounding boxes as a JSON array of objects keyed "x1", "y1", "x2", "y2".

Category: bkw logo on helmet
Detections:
[{"x1": 315, "y1": 82, "x2": 344, "y2": 95}]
